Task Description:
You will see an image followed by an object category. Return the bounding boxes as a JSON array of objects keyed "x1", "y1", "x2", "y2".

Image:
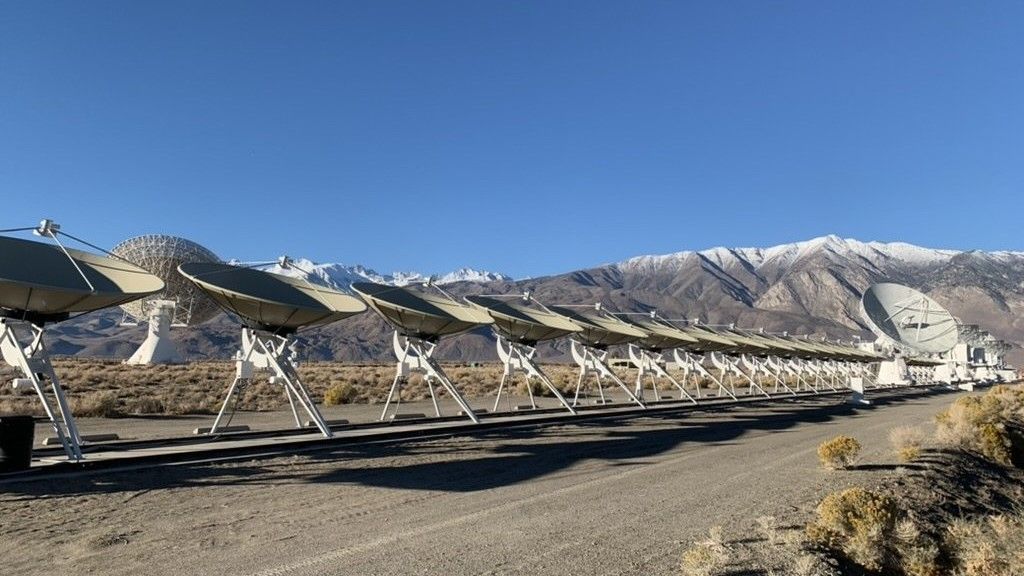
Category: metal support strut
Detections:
[
  {"x1": 210, "y1": 327, "x2": 333, "y2": 437},
  {"x1": 710, "y1": 352, "x2": 771, "y2": 399},
  {"x1": 672, "y1": 350, "x2": 737, "y2": 401},
  {"x1": 380, "y1": 331, "x2": 479, "y2": 423},
  {"x1": 494, "y1": 336, "x2": 576, "y2": 414},
  {"x1": 0, "y1": 318, "x2": 83, "y2": 460},
  {"x1": 628, "y1": 345, "x2": 697, "y2": 404},
  {"x1": 569, "y1": 340, "x2": 645, "y2": 408}
]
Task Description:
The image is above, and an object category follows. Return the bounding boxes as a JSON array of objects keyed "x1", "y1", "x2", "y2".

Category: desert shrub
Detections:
[
  {"x1": 126, "y1": 397, "x2": 164, "y2": 414},
  {"x1": 809, "y1": 487, "x2": 945, "y2": 575},
  {"x1": 889, "y1": 425, "x2": 926, "y2": 462},
  {"x1": 807, "y1": 487, "x2": 897, "y2": 571},
  {"x1": 942, "y1": 513, "x2": 1024, "y2": 576},
  {"x1": 935, "y1": 386, "x2": 1024, "y2": 467},
  {"x1": 517, "y1": 378, "x2": 558, "y2": 398},
  {"x1": 72, "y1": 391, "x2": 123, "y2": 418},
  {"x1": 680, "y1": 526, "x2": 728, "y2": 576},
  {"x1": 323, "y1": 382, "x2": 357, "y2": 405},
  {"x1": 817, "y1": 435, "x2": 861, "y2": 469}
]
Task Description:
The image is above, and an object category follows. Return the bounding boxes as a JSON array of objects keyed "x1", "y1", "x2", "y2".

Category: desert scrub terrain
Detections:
[
  {"x1": 680, "y1": 384, "x2": 1024, "y2": 576},
  {"x1": 0, "y1": 357, "x2": 735, "y2": 416}
]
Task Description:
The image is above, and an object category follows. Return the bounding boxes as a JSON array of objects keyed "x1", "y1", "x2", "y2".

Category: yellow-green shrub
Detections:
[
  {"x1": 935, "y1": 386, "x2": 1024, "y2": 467},
  {"x1": 817, "y1": 435, "x2": 861, "y2": 469},
  {"x1": 323, "y1": 382, "x2": 357, "y2": 405},
  {"x1": 807, "y1": 487, "x2": 897, "y2": 571}
]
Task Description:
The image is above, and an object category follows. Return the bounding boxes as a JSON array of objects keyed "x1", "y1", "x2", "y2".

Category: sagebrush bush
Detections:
[
  {"x1": 935, "y1": 385, "x2": 1024, "y2": 467},
  {"x1": 323, "y1": 382, "x2": 357, "y2": 405},
  {"x1": 889, "y1": 425, "x2": 926, "y2": 462},
  {"x1": 817, "y1": 435, "x2": 861, "y2": 469},
  {"x1": 808, "y1": 487, "x2": 954, "y2": 575},
  {"x1": 943, "y1": 513, "x2": 1024, "y2": 576},
  {"x1": 807, "y1": 487, "x2": 897, "y2": 571}
]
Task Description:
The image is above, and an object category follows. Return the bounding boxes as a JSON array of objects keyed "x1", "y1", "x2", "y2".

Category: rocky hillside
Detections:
[{"x1": 46, "y1": 236, "x2": 1024, "y2": 365}]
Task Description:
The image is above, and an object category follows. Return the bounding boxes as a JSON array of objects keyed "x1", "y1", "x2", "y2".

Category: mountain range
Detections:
[{"x1": 47, "y1": 236, "x2": 1024, "y2": 365}]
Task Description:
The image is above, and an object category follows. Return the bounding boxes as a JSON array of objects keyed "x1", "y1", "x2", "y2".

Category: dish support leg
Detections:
[{"x1": 0, "y1": 319, "x2": 83, "y2": 461}]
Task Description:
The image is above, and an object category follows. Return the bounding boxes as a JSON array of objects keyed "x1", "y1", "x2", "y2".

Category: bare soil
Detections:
[{"x1": 0, "y1": 388, "x2": 959, "y2": 576}]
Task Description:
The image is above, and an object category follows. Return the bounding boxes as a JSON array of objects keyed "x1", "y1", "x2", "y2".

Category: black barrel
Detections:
[{"x1": 0, "y1": 415, "x2": 35, "y2": 472}]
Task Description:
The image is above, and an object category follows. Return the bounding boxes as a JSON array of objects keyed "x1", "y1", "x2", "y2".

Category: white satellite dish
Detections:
[
  {"x1": 860, "y1": 283, "x2": 959, "y2": 355},
  {"x1": 180, "y1": 261, "x2": 367, "y2": 437},
  {"x1": 0, "y1": 220, "x2": 164, "y2": 460},
  {"x1": 112, "y1": 235, "x2": 222, "y2": 364},
  {"x1": 465, "y1": 293, "x2": 580, "y2": 414},
  {"x1": 860, "y1": 282, "x2": 959, "y2": 386},
  {"x1": 352, "y1": 281, "x2": 492, "y2": 423}
]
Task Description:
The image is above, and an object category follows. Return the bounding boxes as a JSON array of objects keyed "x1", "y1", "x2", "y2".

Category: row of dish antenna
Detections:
[{"x1": 0, "y1": 223, "x2": 1014, "y2": 461}]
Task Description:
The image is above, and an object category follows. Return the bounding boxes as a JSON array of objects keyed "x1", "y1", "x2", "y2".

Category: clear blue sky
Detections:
[{"x1": 2, "y1": 2, "x2": 1022, "y2": 278}]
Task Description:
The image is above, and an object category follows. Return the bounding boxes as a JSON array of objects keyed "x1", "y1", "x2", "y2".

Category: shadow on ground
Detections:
[{"x1": 0, "y1": 388, "x2": 949, "y2": 498}]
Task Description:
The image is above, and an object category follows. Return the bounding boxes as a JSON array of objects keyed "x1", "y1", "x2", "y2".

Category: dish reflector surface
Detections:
[
  {"x1": 0, "y1": 236, "x2": 164, "y2": 320},
  {"x1": 179, "y1": 262, "x2": 366, "y2": 332},
  {"x1": 547, "y1": 306, "x2": 647, "y2": 348},
  {"x1": 616, "y1": 314, "x2": 699, "y2": 350},
  {"x1": 465, "y1": 295, "x2": 580, "y2": 344},
  {"x1": 352, "y1": 282, "x2": 492, "y2": 340},
  {"x1": 112, "y1": 235, "x2": 222, "y2": 325},
  {"x1": 860, "y1": 283, "x2": 958, "y2": 354}
]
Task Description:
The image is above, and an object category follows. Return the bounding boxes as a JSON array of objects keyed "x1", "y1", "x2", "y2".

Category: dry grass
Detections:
[
  {"x1": 816, "y1": 435, "x2": 861, "y2": 470},
  {"x1": 0, "y1": 358, "x2": 726, "y2": 416},
  {"x1": 756, "y1": 515, "x2": 782, "y2": 545},
  {"x1": 680, "y1": 526, "x2": 728, "y2": 576},
  {"x1": 889, "y1": 425, "x2": 926, "y2": 463},
  {"x1": 943, "y1": 513, "x2": 1024, "y2": 576},
  {"x1": 934, "y1": 385, "x2": 1024, "y2": 467}
]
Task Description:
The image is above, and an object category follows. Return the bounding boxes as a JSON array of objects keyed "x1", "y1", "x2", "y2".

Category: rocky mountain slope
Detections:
[{"x1": 46, "y1": 236, "x2": 1024, "y2": 365}]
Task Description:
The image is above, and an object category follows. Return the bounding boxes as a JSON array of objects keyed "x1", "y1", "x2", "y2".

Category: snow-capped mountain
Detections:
[
  {"x1": 620, "y1": 235, "x2": 962, "y2": 272},
  {"x1": 243, "y1": 258, "x2": 511, "y2": 288}
]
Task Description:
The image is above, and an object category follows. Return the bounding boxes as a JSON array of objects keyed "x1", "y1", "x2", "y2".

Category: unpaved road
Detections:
[{"x1": 0, "y1": 388, "x2": 958, "y2": 575}]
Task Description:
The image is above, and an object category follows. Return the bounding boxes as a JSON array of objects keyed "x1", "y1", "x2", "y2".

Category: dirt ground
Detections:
[{"x1": 0, "y1": 388, "x2": 959, "y2": 576}]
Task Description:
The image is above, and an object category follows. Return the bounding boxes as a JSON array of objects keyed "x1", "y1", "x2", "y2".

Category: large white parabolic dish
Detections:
[
  {"x1": 0, "y1": 235, "x2": 164, "y2": 322},
  {"x1": 465, "y1": 295, "x2": 581, "y2": 344},
  {"x1": 547, "y1": 305, "x2": 648, "y2": 348},
  {"x1": 615, "y1": 314, "x2": 699, "y2": 351},
  {"x1": 352, "y1": 281, "x2": 493, "y2": 340},
  {"x1": 179, "y1": 262, "x2": 366, "y2": 333},
  {"x1": 860, "y1": 282, "x2": 959, "y2": 355},
  {"x1": 112, "y1": 234, "x2": 222, "y2": 325}
]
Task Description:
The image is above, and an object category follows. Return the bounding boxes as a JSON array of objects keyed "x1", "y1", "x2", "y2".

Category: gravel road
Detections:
[{"x1": 0, "y1": 388, "x2": 957, "y2": 576}]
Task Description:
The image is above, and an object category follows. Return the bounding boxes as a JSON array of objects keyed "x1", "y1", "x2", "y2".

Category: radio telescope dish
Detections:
[
  {"x1": 860, "y1": 283, "x2": 959, "y2": 355},
  {"x1": 0, "y1": 235, "x2": 164, "y2": 322},
  {"x1": 352, "y1": 282, "x2": 493, "y2": 340},
  {"x1": 179, "y1": 262, "x2": 365, "y2": 438},
  {"x1": 112, "y1": 235, "x2": 222, "y2": 325},
  {"x1": 352, "y1": 281, "x2": 493, "y2": 423},
  {"x1": 547, "y1": 305, "x2": 647, "y2": 348},
  {"x1": 465, "y1": 294, "x2": 581, "y2": 345},
  {"x1": 180, "y1": 262, "x2": 367, "y2": 333},
  {"x1": 111, "y1": 235, "x2": 223, "y2": 364},
  {"x1": 0, "y1": 221, "x2": 164, "y2": 461},
  {"x1": 465, "y1": 294, "x2": 581, "y2": 414},
  {"x1": 614, "y1": 313, "x2": 699, "y2": 351}
]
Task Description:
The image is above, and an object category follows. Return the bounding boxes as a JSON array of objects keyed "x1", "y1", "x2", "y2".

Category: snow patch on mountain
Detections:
[
  {"x1": 246, "y1": 258, "x2": 511, "y2": 289},
  {"x1": 619, "y1": 235, "x2": 960, "y2": 272}
]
